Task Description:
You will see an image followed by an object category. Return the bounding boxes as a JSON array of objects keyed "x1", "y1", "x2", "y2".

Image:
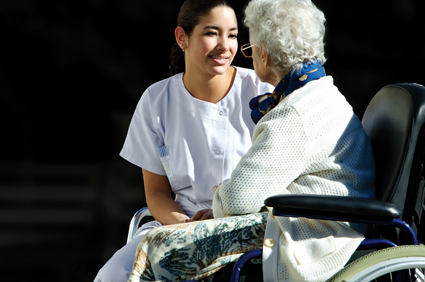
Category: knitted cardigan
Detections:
[{"x1": 212, "y1": 76, "x2": 376, "y2": 282}]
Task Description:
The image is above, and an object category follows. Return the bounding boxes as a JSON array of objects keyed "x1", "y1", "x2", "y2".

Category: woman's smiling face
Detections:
[{"x1": 184, "y1": 6, "x2": 238, "y2": 76}]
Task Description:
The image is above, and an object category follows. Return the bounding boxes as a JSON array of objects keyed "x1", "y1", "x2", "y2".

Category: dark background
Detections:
[{"x1": 1, "y1": 0, "x2": 424, "y2": 281}]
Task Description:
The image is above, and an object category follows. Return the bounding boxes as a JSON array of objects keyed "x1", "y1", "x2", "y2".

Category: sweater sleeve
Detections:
[{"x1": 213, "y1": 104, "x2": 308, "y2": 218}]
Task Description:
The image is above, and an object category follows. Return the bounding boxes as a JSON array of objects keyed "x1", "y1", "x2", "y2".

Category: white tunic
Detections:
[
  {"x1": 213, "y1": 76, "x2": 376, "y2": 282},
  {"x1": 120, "y1": 66, "x2": 273, "y2": 216},
  {"x1": 94, "y1": 68, "x2": 272, "y2": 282}
]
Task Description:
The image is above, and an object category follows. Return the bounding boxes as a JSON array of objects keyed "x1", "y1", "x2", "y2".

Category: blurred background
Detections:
[{"x1": 0, "y1": 0, "x2": 424, "y2": 281}]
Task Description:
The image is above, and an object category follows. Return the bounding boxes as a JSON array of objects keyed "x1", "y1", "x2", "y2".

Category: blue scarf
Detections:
[{"x1": 249, "y1": 60, "x2": 326, "y2": 124}]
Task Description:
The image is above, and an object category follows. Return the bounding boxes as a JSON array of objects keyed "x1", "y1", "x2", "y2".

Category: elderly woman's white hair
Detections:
[{"x1": 244, "y1": 0, "x2": 326, "y2": 72}]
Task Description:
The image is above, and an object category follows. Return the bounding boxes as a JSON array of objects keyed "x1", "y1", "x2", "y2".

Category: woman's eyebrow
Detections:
[{"x1": 203, "y1": 26, "x2": 238, "y2": 32}]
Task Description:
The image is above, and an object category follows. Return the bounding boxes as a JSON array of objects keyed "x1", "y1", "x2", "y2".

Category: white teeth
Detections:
[{"x1": 211, "y1": 56, "x2": 227, "y2": 60}]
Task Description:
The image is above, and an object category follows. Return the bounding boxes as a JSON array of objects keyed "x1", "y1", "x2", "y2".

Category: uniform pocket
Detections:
[{"x1": 158, "y1": 145, "x2": 171, "y2": 175}]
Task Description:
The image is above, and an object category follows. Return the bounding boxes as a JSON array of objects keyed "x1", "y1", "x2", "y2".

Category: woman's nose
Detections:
[{"x1": 217, "y1": 36, "x2": 229, "y2": 51}]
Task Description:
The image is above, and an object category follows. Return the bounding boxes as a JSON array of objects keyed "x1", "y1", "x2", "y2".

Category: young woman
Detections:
[{"x1": 94, "y1": 0, "x2": 273, "y2": 281}]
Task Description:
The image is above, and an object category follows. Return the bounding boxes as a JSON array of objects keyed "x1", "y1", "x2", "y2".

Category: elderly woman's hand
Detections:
[
  {"x1": 212, "y1": 185, "x2": 219, "y2": 193},
  {"x1": 212, "y1": 182, "x2": 222, "y2": 194}
]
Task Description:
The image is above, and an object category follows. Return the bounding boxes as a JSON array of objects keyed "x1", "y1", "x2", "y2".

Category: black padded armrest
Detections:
[{"x1": 264, "y1": 194, "x2": 401, "y2": 222}]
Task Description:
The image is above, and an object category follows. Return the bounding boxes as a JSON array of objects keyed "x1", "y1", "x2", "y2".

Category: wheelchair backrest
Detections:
[{"x1": 361, "y1": 83, "x2": 425, "y2": 243}]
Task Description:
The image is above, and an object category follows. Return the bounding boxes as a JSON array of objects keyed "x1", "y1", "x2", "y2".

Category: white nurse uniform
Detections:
[{"x1": 94, "y1": 67, "x2": 273, "y2": 282}]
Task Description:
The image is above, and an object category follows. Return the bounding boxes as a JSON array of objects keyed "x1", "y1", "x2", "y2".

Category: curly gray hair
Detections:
[{"x1": 244, "y1": 0, "x2": 326, "y2": 72}]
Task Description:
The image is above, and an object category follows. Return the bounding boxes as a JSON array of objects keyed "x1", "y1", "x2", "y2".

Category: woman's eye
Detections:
[
  {"x1": 229, "y1": 34, "x2": 238, "y2": 38},
  {"x1": 206, "y1": 32, "x2": 218, "y2": 36}
]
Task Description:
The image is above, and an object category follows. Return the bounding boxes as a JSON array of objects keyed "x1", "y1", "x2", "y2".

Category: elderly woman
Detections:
[
  {"x1": 212, "y1": 0, "x2": 376, "y2": 281},
  {"x1": 128, "y1": 0, "x2": 375, "y2": 281}
]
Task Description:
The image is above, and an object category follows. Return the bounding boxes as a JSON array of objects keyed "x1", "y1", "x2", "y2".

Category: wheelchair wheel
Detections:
[{"x1": 329, "y1": 245, "x2": 425, "y2": 282}]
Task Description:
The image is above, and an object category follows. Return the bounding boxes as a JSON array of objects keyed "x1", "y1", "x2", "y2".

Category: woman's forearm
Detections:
[
  {"x1": 147, "y1": 191, "x2": 190, "y2": 225},
  {"x1": 142, "y1": 168, "x2": 190, "y2": 225}
]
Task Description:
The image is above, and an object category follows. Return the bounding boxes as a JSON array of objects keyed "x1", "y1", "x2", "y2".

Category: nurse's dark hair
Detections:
[{"x1": 169, "y1": 0, "x2": 233, "y2": 76}]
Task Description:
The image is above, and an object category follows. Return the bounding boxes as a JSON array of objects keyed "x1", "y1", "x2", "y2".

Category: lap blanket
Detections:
[{"x1": 128, "y1": 212, "x2": 268, "y2": 282}]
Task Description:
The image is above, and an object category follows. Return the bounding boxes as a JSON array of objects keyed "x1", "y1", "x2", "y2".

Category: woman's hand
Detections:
[
  {"x1": 189, "y1": 209, "x2": 214, "y2": 221},
  {"x1": 212, "y1": 183, "x2": 221, "y2": 194},
  {"x1": 212, "y1": 185, "x2": 218, "y2": 193}
]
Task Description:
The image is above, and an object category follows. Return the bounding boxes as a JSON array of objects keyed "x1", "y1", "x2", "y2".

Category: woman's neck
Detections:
[
  {"x1": 183, "y1": 67, "x2": 236, "y2": 104},
  {"x1": 270, "y1": 68, "x2": 290, "y2": 87}
]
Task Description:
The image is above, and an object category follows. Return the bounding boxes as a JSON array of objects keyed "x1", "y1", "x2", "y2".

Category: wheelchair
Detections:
[{"x1": 127, "y1": 83, "x2": 425, "y2": 281}]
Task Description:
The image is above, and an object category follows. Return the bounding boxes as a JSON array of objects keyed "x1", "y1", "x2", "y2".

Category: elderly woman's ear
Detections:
[
  {"x1": 254, "y1": 45, "x2": 283, "y2": 86},
  {"x1": 259, "y1": 46, "x2": 271, "y2": 67}
]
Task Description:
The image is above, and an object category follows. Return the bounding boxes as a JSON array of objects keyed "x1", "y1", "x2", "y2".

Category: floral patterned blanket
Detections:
[{"x1": 128, "y1": 212, "x2": 268, "y2": 282}]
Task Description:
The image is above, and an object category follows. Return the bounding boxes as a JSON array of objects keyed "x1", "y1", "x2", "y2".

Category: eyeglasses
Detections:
[{"x1": 241, "y1": 43, "x2": 255, "y2": 58}]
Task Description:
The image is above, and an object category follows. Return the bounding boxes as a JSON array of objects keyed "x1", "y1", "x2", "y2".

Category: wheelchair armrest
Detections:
[
  {"x1": 264, "y1": 194, "x2": 401, "y2": 223},
  {"x1": 127, "y1": 207, "x2": 152, "y2": 243}
]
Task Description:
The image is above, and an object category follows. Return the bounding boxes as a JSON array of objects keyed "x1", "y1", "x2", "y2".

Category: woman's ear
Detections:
[
  {"x1": 175, "y1": 26, "x2": 187, "y2": 49},
  {"x1": 260, "y1": 47, "x2": 271, "y2": 68}
]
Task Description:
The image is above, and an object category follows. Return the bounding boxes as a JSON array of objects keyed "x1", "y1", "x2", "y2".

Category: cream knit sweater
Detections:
[{"x1": 213, "y1": 76, "x2": 376, "y2": 281}]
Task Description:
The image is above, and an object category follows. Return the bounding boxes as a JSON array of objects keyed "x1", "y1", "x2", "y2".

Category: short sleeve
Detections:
[{"x1": 120, "y1": 91, "x2": 166, "y2": 175}]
